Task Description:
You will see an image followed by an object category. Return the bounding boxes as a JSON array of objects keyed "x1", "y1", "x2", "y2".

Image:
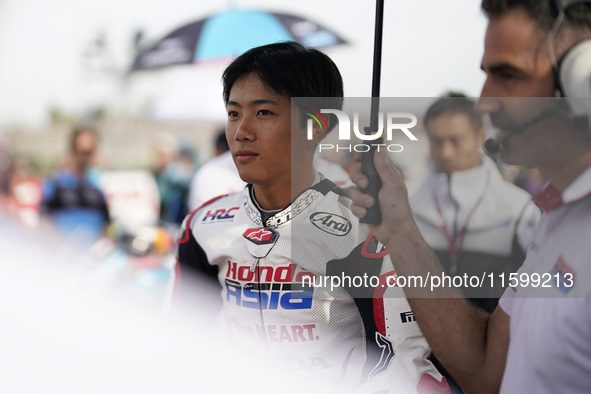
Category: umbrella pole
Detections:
[{"x1": 360, "y1": 0, "x2": 385, "y2": 225}]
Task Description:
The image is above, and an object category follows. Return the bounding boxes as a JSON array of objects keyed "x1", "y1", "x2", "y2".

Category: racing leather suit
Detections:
[{"x1": 175, "y1": 174, "x2": 447, "y2": 393}]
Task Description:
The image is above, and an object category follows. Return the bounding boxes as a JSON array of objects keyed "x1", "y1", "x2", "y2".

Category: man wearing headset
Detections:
[{"x1": 350, "y1": 1, "x2": 591, "y2": 393}]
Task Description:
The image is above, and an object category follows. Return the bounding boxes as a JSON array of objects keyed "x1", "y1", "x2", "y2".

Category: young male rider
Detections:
[{"x1": 175, "y1": 42, "x2": 447, "y2": 392}]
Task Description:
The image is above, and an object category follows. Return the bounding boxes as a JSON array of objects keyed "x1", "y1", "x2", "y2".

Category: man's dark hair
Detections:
[
  {"x1": 481, "y1": 0, "x2": 591, "y2": 33},
  {"x1": 222, "y1": 41, "x2": 344, "y2": 131},
  {"x1": 424, "y1": 92, "x2": 483, "y2": 133}
]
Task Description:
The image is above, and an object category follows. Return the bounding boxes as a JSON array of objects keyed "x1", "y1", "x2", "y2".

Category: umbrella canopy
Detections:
[{"x1": 131, "y1": 7, "x2": 346, "y2": 71}]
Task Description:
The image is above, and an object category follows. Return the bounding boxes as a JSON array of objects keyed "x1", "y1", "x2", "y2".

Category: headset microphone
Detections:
[
  {"x1": 484, "y1": 137, "x2": 503, "y2": 155},
  {"x1": 484, "y1": 108, "x2": 562, "y2": 155}
]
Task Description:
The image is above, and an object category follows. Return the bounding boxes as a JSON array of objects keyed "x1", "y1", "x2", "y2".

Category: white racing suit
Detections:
[{"x1": 175, "y1": 174, "x2": 448, "y2": 393}]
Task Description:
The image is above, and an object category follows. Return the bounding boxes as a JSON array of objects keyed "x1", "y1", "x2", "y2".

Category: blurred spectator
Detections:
[
  {"x1": 9, "y1": 157, "x2": 43, "y2": 229},
  {"x1": 152, "y1": 133, "x2": 197, "y2": 224},
  {"x1": 187, "y1": 130, "x2": 245, "y2": 211},
  {"x1": 42, "y1": 125, "x2": 110, "y2": 246},
  {"x1": 212, "y1": 128, "x2": 231, "y2": 158},
  {"x1": 152, "y1": 132, "x2": 177, "y2": 217},
  {"x1": 0, "y1": 147, "x2": 14, "y2": 208},
  {"x1": 409, "y1": 93, "x2": 541, "y2": 393},
  {"x1": 412, "y1": 92, "x2": 541, "y2": 310}
]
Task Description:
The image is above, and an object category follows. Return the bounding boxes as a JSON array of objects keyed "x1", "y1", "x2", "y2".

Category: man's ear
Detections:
[{"x1": 308, "y1": 124, "x2": 328, "y2": 146}]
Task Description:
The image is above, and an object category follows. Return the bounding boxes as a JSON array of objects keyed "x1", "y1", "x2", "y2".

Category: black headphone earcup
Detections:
[{"x1": 558, "y1": 39, "x2": 591, "y2": 127}]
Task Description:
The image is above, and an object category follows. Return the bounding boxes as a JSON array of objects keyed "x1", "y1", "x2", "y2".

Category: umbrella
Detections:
[
  {"x1": 131, "y1": 7, "x2": 347, "y2": 71},
  {"x1": 360, "y1": 0, "x2": 384, "y2": 225}
]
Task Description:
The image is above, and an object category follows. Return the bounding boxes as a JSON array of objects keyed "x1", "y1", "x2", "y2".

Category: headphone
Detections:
[
  {"x1": 551, "y1": 0, "x2": 591, "y2": 129},
  {"x1": 484, "y1": 0, "x2": 591, "y2": 155}
]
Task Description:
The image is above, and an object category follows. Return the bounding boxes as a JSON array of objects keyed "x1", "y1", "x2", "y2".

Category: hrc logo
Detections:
[{"x1": 201, "y1": 207, "x2": 239, "y2": 223}]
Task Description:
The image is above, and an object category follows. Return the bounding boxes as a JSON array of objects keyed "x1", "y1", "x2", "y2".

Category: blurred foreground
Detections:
[{"x1": 0, "y1": 219, "x2": 332, "y2": 393}]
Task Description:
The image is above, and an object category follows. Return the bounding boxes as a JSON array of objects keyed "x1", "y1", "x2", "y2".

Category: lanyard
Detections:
[{"x1": 434, "y1": 193, "x2": 484, "y2": 274}]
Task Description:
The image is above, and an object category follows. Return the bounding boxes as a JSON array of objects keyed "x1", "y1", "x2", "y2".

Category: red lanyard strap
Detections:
[{"x1": 434, "y1": 193, "x2": 484, "y2": 273}]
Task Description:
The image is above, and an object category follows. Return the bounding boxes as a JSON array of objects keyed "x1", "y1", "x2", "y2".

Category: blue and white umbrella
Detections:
[{"x1": 131, "y1": 7, "x2": 347, "y2": 71}]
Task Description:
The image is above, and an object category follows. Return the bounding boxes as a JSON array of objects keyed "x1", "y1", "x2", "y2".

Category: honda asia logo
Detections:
[
  {"x1": 201, "y1": 207, "x2": 239, "y2": 223},
  {"x1": 305, "y1": 109, "x2": 418, "y2": 153},
  {"x1": 225, "y1": 261, "x2": 315, "y2": 310},
  {"x1": 309, "y1": 212, "x2": 351, "y2": 236}
]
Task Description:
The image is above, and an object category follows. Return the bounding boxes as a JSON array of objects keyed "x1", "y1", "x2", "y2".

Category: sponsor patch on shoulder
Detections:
[{"x1": 309, "y1": 212, "x2": 351, "y2": 236}]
